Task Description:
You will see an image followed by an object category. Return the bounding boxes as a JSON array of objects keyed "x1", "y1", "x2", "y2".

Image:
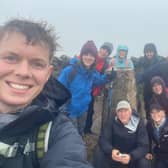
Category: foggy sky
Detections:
[{"x1": 0, "y1": 0, "x2": 168, "y2": 57}]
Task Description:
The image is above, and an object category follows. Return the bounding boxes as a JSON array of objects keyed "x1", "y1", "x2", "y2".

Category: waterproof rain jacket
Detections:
[
  {"x1": 0, "y1": 77, "x2": 93, "y2": 168},
  {"x1": 58, "y1": 64, "x2": 107, "y2": 118},
  {"x1": 96, "y1": 112, "x2": 149, "y2": 168},
  {"x1": 147, "y1": 118, "x2": 168, "y2": 159}
]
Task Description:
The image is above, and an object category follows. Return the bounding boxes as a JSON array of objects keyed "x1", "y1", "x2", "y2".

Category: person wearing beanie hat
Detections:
[
  {"x1": 146, "y1": 104, "x2": 168, "y2": 168},
  {"x1": 150, "y1": 76, "x2": 168, "y2": 116},
  {"x1": 99, "y1": 42, "x2": 113, "y2": 57},
  {"x1": 58, "y1": 40, "x2": 116, "y2": 135},
  {"x1": 150, "y1": 103, "x2": 165, "y2": 112},
  {"x1": 80, "y1": 40, "x2": 97, "y2": 69},
  {"x1": 94, "y1": 100, "x2": 150, "y2": 168},
  {"x1": 84, "y1": 42, "x2": 114, "y2": 134},
  {"x1": 80, "y1": 40, "x2": 97, "y2": 58}
]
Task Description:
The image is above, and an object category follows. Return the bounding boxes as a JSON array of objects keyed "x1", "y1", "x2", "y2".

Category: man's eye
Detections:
[
  {"x1": 31, "y1": 62, "x2": 47, "y2": 69},
  {"x1": 1, "y1": 55, "x2": 18, "y2": 63}
]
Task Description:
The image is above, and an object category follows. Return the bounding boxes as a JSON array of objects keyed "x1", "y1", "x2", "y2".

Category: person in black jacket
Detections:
[
  {"x1": 150, "y1": 76, "x2": 168, "y2": 116},
  {"x1": 146, "y1": 104, "x2": 168, "y2": 168},
  {"x1": 133, "y1": 43, "x2": 165, "y2": 120},
  {"x1": 0, "y1": 19, "x2": 92, "y2": 168},
  {"x1": 94, "y1": 100, "x2": 150, "y2": 168}
]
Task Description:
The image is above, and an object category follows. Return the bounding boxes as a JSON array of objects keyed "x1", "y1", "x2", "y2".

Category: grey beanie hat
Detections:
[{"x1": 101, "y1": 42, "x2": 113, "y2": 56}]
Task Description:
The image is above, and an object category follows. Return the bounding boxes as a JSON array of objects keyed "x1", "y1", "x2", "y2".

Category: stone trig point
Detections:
[{"x1": 92, "y1": 70, "x2": 137, "y2": 134}]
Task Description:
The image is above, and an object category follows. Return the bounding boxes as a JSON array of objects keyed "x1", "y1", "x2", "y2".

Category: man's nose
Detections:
[{"x1": 15, "y1": 60, "x2": 32, "y2": 78}]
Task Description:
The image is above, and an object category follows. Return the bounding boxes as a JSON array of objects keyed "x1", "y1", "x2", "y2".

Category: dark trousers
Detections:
[{"x1": 84, "y1": 96, "x2": 94, "y2": 133}]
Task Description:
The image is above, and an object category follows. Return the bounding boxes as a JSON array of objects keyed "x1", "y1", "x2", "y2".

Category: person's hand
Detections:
[
  {"x1": 145, "y1": 153, "x2": 153, "y2": 160},
  {"x1": 111, "y1": 68, "x2": 117, "y2": 80},
  {"x1": 111, "y1": 149, "x2": 121, "y2": 162},
  {"x1": 106, "y1": 66, "x2": 113, "y2": 73},
  {"x1": 106, "y1": 68, "x2": 117, "y2": 82},
  {"x1": 120, "y1": 154, "x2": 131, "y2": 165}
]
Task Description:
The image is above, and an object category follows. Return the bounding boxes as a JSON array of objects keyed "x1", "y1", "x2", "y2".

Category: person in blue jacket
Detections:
[
  {"x1": 110, "y1": 45, "x2": 134, "y2": 70},
  {"x1": 58, "y1": 40, "x2": 116, "y2": 135}
]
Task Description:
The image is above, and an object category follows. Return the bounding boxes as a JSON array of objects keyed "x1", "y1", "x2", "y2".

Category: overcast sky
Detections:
[{"x1": 0, "y1": 0, "x2": 168, "y2": 57}]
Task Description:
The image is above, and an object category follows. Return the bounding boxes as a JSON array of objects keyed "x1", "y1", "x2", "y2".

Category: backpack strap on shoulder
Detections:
[
  {"x1": 36, "y1": 121, "x2": 52, "y2": 160},
  {"x1": 67, "y1": 64, "x2": 78, "y2": 86}
]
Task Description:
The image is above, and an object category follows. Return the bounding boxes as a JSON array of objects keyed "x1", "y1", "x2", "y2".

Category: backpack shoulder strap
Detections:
[
  {"x1": 36, "y1": 121, "x2": 52, "y2": 160},
  {"x1": 67, "y1": 64, "x2": 78, "y2": 85}
]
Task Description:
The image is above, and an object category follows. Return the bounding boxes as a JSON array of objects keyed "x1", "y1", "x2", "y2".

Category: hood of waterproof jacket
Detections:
[
  {"x1": 115, "y1": 45, "x2": 128, "y2": 61},
  {"x1": 37, "y1": 76, "x2": 71, "y2": 107},
  {"x1": 144, "y1": 43, "x2": 157, "y2": 57}
]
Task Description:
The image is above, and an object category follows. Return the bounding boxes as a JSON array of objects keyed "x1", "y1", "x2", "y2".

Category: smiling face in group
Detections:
[
  {"x1": 150, "y1": 109, "x2": 165, "y2": 126},
  {"x1": 116, "y1": 108, "x2": 132, "y2": 125},
  {"x1": 98, "y1": 48, "x2": 109, "y2": 59},
  {"x1": 0, "y1": 32, "x2": 53, "y2": 113},
  {"x1": 118, "y1": 50, "x2": 127, "y2": 59},
  {"x1": 145, "y1": 51, "x2": 155, "y2": 60},
  {"x1": 152, "y1": 83, "x2": 163, "y2": 95},
  {"x1": 81, "y1": 53, "x2": 95, "y2": 69}
]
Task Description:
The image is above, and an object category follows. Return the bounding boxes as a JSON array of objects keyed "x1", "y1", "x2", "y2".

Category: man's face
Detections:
[
  {"x1": 151, "y1": 109, "x2": 165, "y2": 125},
  {"x1": 116, "y1": 108, "x2": 132, "y2": 125},
  {"x1": 82, "y1": 53, "x2": 95, "y2": 68},
  {"x1": 98, "y1": 48, "x2": 109, "y2": 59},
  {"x1": 119, "y1": 50, "x2": 127, "y2": 59},
  {"x1": 145, "y1": 51, "x2": 154, "y2": 60},
  {"x1": 152, "y1": 83, "x2": 163, "y2": 95},
  {"x1": 0, "y1": 32, "x2": 53, "y2": 112}
]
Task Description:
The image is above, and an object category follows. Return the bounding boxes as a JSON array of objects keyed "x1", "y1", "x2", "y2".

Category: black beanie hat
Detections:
[
  {"x1": 80, "y1": 40, "x2": 97, "y2": 58},
  {"x1": 150, "y1": 104, "x2": 164, "y2": 112},
  {"x1": 151, "y1": 76, "x2": 166, "y2": 89},
  {"x1": 101, "y1": 42, "x2": 113, "y2": 56}
]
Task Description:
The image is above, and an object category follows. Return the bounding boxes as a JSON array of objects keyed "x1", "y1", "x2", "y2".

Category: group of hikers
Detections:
[{"x1": 0, "y1": 18, "x2": 167, "y2": 168}]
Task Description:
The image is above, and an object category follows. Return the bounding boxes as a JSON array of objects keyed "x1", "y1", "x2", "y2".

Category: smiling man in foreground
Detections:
[{"x1": 0, "y1": 19, "x2": 92, "y2": 168}]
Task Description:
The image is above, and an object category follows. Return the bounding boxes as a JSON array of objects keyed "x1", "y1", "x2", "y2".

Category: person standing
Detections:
[
  {"x1": 84, "y1": 42, "x2": 113, "y2": 134},
  {"x1": 58, "y1": 41, "x2": 116, "y2": 135}
]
